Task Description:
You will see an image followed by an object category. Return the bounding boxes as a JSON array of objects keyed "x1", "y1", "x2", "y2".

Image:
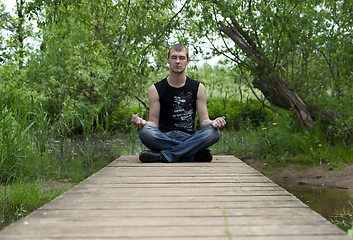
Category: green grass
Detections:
[
  {"x1": 330, "y1": 201, "x2": 353, "y2": 232},
  {"x1": 0, "y1": 180, "x2": 68, "y2": 229},
  {"x1": 220, "y1": 208, "x2": 233, "y2": 240},
  {"x1": 348, "y1": 226, "x2": 353, "y2": 237},
  {"x1": 0, "y1": 133, "x2": 135, "y2": 230},
  {"x1": 214, "y1": 122, "x2": 353, "y2": 171}
]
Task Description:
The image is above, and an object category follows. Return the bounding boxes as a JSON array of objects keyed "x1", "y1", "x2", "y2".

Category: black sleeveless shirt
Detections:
[{"x1": 154, "y1": 77, "x2": 200, "y2": 134}]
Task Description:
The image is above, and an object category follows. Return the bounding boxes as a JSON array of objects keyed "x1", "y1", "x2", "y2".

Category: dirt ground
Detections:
[{"x1": 242, "y1": 157, "x2": 353, "y2": 197}]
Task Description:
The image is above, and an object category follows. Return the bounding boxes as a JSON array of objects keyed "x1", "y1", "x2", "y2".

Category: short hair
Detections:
[{"x1": 168, "y1": 44, "x2": 189, "y2": 59}]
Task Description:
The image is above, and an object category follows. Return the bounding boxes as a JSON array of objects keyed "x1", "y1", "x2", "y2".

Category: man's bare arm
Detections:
[
  {"x1": 196, "y1": 84, "x2": 226, "y2": 129},
  {"x1": 131, "y1": 85, "x2": 160, "y2": 128},
  {"x1": 146, "y1": 85, "x2": 160, "y2": 128}
]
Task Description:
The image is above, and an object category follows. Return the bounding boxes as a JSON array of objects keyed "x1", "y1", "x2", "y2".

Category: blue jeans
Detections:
[{"x1": 138, "y1": 125, "x2": 221, "y2": 162}]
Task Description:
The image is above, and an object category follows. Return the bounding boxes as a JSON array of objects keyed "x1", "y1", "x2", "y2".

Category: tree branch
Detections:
[{"x1": 135, "y1": 96, "x2": 149, "y2": 111}]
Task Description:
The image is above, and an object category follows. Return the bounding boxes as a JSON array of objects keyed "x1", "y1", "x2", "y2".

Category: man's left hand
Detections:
[{"x1": 211, "y1": 116, "x2": 226, "y2": 129}]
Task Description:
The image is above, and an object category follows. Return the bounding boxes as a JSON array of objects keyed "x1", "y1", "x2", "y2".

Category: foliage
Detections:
[
  {"x1": 254, "y1": 117, "x2": 353, "y2": 169},
  {"x1": 183, "y1": 0, "x2": 353, "y2": 130},
  {"x1": 207, "y1": 97, "x2": 270, "y2": 130},
  {"x1": 212, "y1": 129, "x2": 258, "y2": 157},
  {"x1": 0, "y1": 180, "x2": 65, "y2": 229},
  {"x1": 0, "y1": 3, "x2": 7, "y2": 62},
  {"x1": 0, "y1": 86, "x2": 35, "y2": 183},
  {"x1": 110, "y1": 100, "x2": 149, "y2": 132},
  {"x1": 0, "y1": 0, "x2": 35, "y2": 68},
  {"x1": 348, "y1": 225, "x2": 353, "y2": 238},
  {"x1": 190, "y1": 63, "x2": 238, "y2": 99},
  {"x1": 1, "y1": 0, "x2": 353, "y2": 234},
  {"x1": 191, "y1": 0, "x2": 353, "y2": 100},
  {"x1": 0, "y1": 82, "x2": 115, "y2": 183},
  {"x1": 331, "y1": 201, "x2": 353, "y2": 232},
  {"x1": 2, "y1": 0, "x2": 352, "y2": 136},
  {"x1": 13, "y1": 0, "x2": 185, "y2": 135}
]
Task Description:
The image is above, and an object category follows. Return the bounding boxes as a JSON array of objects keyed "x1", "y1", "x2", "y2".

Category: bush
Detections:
[
  {"x1": 207, "y1": 98, "x2": 271, "y2": 130},
  {"x1": 254, "y1": 118, "x2": 353, "y2": 168},
  {"x1": 110, "y1": 100, "x2": 149, "y2": 132}
]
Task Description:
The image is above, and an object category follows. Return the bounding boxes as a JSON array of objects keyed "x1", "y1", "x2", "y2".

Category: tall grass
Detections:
[
  {"x1": 212, "y1": 112, "x2": 353, "y2": 172},
  {"x1": 255, "y1": 121, "x2": 353, "y2": 169},
  {"x1": 331, "y1": 201, "x2": 353, "y2": 231},
  {"x1": 0, "y1": 88, "x2": 127, "y2": 229},
  {"x1": 30, "y1": 103, "x2": 51, "y2": 154},
  {"x1": 0, "y1": 90, "x2": 35, "y2": 183},
  {"x1": 0, "y1": 87, "x2": 120, "y2": 183},
  {"x1": 211, "y1": 128, "x2": 258, "y2": 157},
  {"x1": 0, "y1": 180, "x2": 66, "y2": 229}
]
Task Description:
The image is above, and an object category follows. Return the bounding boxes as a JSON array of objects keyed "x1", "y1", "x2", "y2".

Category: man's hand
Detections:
[
  {"x1": 131, "y1": 114, "x2": 147, "y2": 127},
  {"x1": 211, "y1": 116, "x2": 226, "y2": 129}
]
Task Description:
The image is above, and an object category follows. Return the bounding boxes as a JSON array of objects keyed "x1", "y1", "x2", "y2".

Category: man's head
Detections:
[
  {"x1": 168, "y1": 44, "x2": 189, "y2": 60},
  {"x1": 167, "y1": 44, "x2": 190, "y2": 74}
]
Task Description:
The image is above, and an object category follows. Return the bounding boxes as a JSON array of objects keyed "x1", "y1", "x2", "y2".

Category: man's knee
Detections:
[
  {"x1": 202, "y1": 125, "x2": 221, "y2": 143},
  {"x1": 138, "y1": 124, "x2": 161, "y2": 143},
  {"x1": 138, "y1": 125, "x2": 152, "y2": 141},
  {"x1": 211, "y1": 127, "x2": 221, "y2": 142}
]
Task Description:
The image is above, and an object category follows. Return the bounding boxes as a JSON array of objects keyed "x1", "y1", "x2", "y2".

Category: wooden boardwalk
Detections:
[{"x1": 0, "y1": 155, "x2": 350, "y2": 239}]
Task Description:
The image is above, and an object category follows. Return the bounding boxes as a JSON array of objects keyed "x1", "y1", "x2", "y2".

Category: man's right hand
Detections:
[{"x1": 131, "y1": 114, "x2": 147, "y2": 127}]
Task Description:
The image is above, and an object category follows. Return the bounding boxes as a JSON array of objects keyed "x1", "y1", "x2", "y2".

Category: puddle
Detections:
[{"x1": 284, "y1": 185, "x2": 353, "y2": 231}]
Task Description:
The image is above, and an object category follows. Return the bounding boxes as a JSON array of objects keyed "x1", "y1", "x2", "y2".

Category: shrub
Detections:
[{"x1": 207, "y1": 98, "x2": 271, "y2": 130}]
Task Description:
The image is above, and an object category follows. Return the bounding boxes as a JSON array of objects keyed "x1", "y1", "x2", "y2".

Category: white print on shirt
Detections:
[{"x1": 172, "y1": 92, "x2": 193, "y2": 132}]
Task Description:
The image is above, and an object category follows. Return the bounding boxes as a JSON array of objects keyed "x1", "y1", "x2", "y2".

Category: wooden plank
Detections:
[
  {"x1": 40, "y1": 200, "x2": 306, "y2": 210},
  {"x1": 22, "y1": 207, "x2": 322, "y2": 218},
  {"x1": 0, "y1": 155, "x2": 350, "y2": 240},
  {"x1": 47, "y1": 195, "x2": 301, "y2": 203},
  {"x1": 0, "y1": 224, "x2": 346, "y2": 238},
  {"x1": 94, "y1": 168, "x2": 261, "y2": 175},
  {"x1": 73, "y1": 182, "x2": 280, "y2": 188},
  {"x1": 0, "y1": 237, "x2": 343, "y2": 240},
  {"x1": 0, "y1": 238, "x2": 344, "y2": 240},
  {"x1": 106, "y1": 155, "x2": 242, "y2": 166},
  {"x1": 4, "y1": 215, "x2": 330, "y2": 226},
  {"x1": 78, "y1": 177, "x2": 273, "y2": 184},
  {"x1": 67, "y1": 186, "x2": 286, "y2": 193}
]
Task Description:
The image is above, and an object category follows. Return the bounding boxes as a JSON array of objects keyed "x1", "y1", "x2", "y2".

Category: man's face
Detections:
[{"x1": 167, "y1": 49, "x2": 190, "y2": 74}]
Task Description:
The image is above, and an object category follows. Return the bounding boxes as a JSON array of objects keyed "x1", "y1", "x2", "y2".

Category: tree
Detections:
[
  {"x1": 1, "y1": 0, "x2": 34, "y2": 69},
  {"x1": 314, "y1": 1, "x2": 353, "y2": 99},
  {"x1": 190, "y1": 0, "x2": 352, "y2": 130},
  {"x1": 0, "y1": 3, "x2": 7, "y2": 63},
  {"x1": 24, "y1": 0, "x2": 186, "y2": 131}
]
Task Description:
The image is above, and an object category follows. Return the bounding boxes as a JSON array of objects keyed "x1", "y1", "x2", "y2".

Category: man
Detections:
[{"x1": 131, "y1": 44, "x2": 226, "y2": 163}]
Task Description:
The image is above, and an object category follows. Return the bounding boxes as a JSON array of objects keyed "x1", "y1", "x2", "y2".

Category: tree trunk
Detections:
[
  {"x1": 219, "y1": 20, "x2": 340, "y2": 129},
  {"x1": 16, "y1": 0, "x2": 25, "y2": 70}
]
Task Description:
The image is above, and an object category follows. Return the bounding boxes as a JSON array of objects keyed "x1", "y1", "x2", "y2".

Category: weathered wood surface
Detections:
[{"x1": 0, "y1": 155, "x2": 350, "y2": 240}]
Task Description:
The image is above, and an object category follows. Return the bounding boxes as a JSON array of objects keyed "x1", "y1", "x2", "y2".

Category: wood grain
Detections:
[{"x1": 0, "y1": 155, "x2": 349, "y2": 239}]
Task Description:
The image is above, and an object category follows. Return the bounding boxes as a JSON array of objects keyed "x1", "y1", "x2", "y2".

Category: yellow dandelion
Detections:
[
  {"x1": 262, "y1": 127, "x2": 267, "y2": 130},
  {"x1": 272, "y1": 123, "x2": 277, "y2": 126},
  {"x1": 318, "y1": 144, "x2": 322, "y2": 147}
]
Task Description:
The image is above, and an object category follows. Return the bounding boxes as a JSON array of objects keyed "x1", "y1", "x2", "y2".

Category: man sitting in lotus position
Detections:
[{"x1": 131, "y1": 44, "x2": 226, "y2": 163}]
